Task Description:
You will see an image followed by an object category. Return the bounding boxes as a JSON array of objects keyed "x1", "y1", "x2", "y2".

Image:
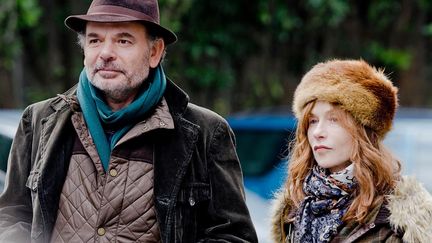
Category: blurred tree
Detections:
[
  {"x1": 160, "y1": 0, "x2": 262, "y2": 114},
  {"x1": 0, "y1": 0, "x2": 41, "y2": 107},
  {"x1": 2, "y1": 0, "x2": 432, "y2": 113}
]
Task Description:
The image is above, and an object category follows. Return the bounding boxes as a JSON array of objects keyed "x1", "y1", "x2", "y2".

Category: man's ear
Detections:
[{"x1": 149, "y1": 39, "x2": 165, "y2": 68}]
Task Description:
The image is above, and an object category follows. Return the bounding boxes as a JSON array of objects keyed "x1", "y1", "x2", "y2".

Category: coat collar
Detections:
[{"x1": 387, "y1": 176, "x2": 432, "y2": 242}]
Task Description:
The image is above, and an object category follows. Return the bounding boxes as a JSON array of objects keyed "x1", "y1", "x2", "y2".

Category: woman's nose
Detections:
[{"x1": 312, "y1": 121, "x2": 326, "y2": 139}]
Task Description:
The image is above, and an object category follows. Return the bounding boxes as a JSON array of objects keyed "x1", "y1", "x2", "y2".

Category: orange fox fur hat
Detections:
[{"x1": 293, "y1": 59, "x2": 399, "y2": 138}]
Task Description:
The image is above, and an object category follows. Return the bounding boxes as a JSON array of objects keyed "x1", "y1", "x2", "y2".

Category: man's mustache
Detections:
[{"x1": 93, "y1": 62, "x2": 125, "y2": 75}]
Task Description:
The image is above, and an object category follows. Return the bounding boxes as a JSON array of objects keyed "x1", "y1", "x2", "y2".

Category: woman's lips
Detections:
[{"x1": 314, "y1": 145, "x2": 331, "y2": 151}]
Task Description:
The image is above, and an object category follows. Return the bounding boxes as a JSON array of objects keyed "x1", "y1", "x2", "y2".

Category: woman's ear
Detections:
[{"x1": 149, "y1": 39, "x2": 165, "y2": 68}]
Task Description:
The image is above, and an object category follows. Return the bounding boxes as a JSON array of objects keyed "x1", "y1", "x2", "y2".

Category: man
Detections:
[{"x1": 0, "y1": 0, "x2": 258, "y2": 242}]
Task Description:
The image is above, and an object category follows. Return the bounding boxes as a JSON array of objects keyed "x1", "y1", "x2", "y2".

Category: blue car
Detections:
[{"x1": 227, "y1": 109, "x2": 297, "y2": 200}]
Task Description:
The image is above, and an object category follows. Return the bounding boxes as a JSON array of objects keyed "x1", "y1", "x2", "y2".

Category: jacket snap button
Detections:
[
  {"x1": 97, "y1": 227, "x2": 106, "y2": 236},
  {"x1": 109, "y1": 169, "x2": 118, "y2": 177},
  {"x1": 189, "y1": 197, "x2": 196, "y2": 206}
]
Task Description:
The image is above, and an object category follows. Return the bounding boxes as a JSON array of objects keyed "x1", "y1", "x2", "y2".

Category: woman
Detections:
[{"x1": 271, "y1": 59, "x2": 432, "y2": 242}]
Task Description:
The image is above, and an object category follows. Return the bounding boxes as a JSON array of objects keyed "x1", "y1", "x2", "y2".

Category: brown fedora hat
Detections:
[{"x1": 64, "y1": 0, "x2": 177, "y2": 45}]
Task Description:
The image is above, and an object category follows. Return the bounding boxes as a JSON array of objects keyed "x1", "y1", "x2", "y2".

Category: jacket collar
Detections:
[
  {"x1": 163, "y1": 79, "x2": 190, "y2": 118},
  {"x1": 52, "y1": 85, "x2": 78, "y2": 111},
  {"x1": 116, "y1": 97, "x2": 174, "y2": 146}
]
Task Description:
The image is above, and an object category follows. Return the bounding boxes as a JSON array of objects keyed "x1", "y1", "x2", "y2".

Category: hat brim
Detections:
[{"x1": 65, "y1": 14, "x2": 177, "y2": 45}]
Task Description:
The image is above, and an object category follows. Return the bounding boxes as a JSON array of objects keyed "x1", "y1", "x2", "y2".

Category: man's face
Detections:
[{"x1": 83, "y1": 21, "x2": 160, "y2": 103}]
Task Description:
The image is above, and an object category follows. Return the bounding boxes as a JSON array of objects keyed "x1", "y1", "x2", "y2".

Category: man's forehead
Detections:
[{"x1": 85, "y1": 21, "x2": 147, "y2": 34}]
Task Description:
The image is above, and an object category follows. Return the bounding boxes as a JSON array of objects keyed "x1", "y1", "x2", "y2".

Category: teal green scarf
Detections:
[{"x1": 77, "y1": 66, "x2": 167, "y2": 171}]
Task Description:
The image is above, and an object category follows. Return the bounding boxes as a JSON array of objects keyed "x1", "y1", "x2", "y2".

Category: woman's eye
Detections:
[
  {"x1": 329, "y1": 117, "x2": 338, "y2": 122},
  {"x1": 309, "y1": 118, "x2": 318, "y2": 124}
]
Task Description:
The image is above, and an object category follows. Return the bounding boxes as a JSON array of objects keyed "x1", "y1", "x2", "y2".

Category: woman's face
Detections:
[{"x1": 307, "y1": 101, "x2": 354, "y2": 172}]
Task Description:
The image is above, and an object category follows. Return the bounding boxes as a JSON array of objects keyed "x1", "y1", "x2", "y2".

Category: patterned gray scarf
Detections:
[{"x1": 293, "y1": 165, "x2": 357, "y2": 243}]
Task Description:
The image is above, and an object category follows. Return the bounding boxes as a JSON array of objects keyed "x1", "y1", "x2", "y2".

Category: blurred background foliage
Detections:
[{"x1": 2, "y1": 0, "x2": 432, "y2": 115}]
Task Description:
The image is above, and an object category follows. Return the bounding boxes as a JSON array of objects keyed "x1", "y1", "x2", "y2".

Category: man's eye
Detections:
[
  {"x1": 88, "y1": 39, "x2": 100, "y2": 44},
  {"x1": 119, "y1": 39, "x2": 131, "y2": 44}
]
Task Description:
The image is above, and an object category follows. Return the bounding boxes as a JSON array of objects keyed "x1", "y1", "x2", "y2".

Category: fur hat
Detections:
[{"x1": 293, "y1": 59, "x2": 398, "y2": 137}]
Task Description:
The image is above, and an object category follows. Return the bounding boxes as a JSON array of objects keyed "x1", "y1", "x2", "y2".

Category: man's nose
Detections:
[{"x1": 99, "y1": 42, "x2": 116, "y2": 61}]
